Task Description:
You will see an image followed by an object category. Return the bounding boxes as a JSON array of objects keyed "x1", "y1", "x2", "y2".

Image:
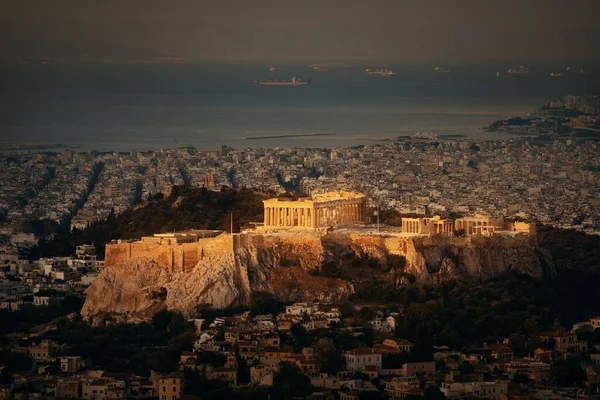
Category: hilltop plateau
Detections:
[{"x1": 80, "y1": 186, "x2": 554, "y2": 318}]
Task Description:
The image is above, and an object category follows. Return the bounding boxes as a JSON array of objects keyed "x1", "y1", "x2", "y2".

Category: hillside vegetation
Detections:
[{"x1": 35, "y1": 186, "x2": 267, "y2": 259}]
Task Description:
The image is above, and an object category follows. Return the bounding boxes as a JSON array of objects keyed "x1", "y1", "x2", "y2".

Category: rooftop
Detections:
[{"x1": 263, "y1": 190, "x2": 365, "y2": 205}]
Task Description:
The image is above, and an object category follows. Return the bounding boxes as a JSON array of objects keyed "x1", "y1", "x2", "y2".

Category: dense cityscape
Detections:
[
  {"x1": 1, "y1": 93, "x2": 600, "y2": 399},
  {"x1": 3, "y1": 0, "x2": 600, "y2": 398}
]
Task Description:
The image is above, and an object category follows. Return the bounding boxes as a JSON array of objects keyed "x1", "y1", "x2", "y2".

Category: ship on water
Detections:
[
  {"x1": 365, "y1": 68, "x2": 396, "y2": 76},
  {"x1": 253, "y1": 76, "x2": 311, "y2": 86},
  {"x1": 566, "y1": 66, "x2": 588, "y2": 75},
  {"x1": 434, "y1": 66, "x2": 450, "y2": 73},
  {"x1": 268, "y1": 67, "x2": 277, "y2": 72},
  {"x1": 550, "y1": 72, "x2": 564, "y2": 77},
  {"x1": 506, "y1": 65, "x2": 529, "y2": 75},
  {"x1": 313, "y1": 66, "x2": 331, "y2": 72}
]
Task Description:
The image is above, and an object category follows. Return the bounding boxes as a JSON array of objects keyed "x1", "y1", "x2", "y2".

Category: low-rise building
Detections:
[
  {"x1": 382, "y1": 339, "x2": 414, "y2": 354},
  {"x1": 81, "y1": 379, "x2": 109, "y2": 400},
  {"x1": 60, "y1": 356, "x2": 86, "y2": 374},
  {"x1": 155, "y1": 372, "x2": 184, "y2": 400},
  {"x1": 401, "y1": 361, "x2": 436, "y2": 377},
  {"x1": 29, "y1": 340, "x2": 60, "y2": 362},
  {"x1": 538, "y1": 331, "x2": 588, "y2": 354},
  {"x1": 344, "y1": 348, "x2": 382, "y2": 371}
]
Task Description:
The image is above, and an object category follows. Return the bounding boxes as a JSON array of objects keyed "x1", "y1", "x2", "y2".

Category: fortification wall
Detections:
[
  {"x1": 105, "y1": 234, "x2": 235, "y2": 272},
  {"x1": 105, "y1": 231, "x2": 543, "y2": 281},
  {"x1": 105, "y1": 243, "x2": 130, "y2": 267}
]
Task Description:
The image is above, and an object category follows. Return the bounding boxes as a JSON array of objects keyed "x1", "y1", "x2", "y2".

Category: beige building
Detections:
[
  {"x1": 455, "y1": 215, "x2": 497, "y2": 236},
  {"x1": 56, "y1": 378, "x2": 80, "y2": 399},
  {"x1": 539, "y1": 331, "x2": 588, "y2": 354},
  {"x1": 29, "y1": 340, "x2": 60, "y2": 362},
  {"x1": 507, "y1": 221, "x2": 532, "y2": 234},
  {"x1": 343, "y1": 348, "x2": 382, "y2": 371},
  {"x1": 60, "y1": 356, "x2": 86, "y2": 374},
  {"x1": 155, "y1": 372, "x2": 184, "y2": 400},
  {"x1": 263, "y1": 191, "x2": 366, "y2": 229},
  {"x1": 401, "y1": 361, "x2": 436, "y2": 377},
  {"x1": 382, "y1": 339, "x2": 414, "y2": 354},
  {"x1": 402, "y1": 216, "x2": 454, "y2": 235},
  {"x1": 81, "y1": 379, "x2": 109, "y2": 400},
  {"x1": 140, "y1": 230, "x2": 223, "y2": 245}
]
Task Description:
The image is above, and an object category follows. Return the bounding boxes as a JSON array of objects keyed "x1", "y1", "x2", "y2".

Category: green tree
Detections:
[
  {"x1": 250, "y1": 291, "x2": 281, "y2": 316},
  {"x1": 550, "y1": 358, "x2": 586, "y2": 386},
  {"x1": 271, "y1": 362, "x2": 314, "y2": 400}
]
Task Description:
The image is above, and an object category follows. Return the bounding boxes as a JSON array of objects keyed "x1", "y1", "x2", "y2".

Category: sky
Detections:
[{"x1": 1, "y1": 0, "x2": 599, "y2": 61}]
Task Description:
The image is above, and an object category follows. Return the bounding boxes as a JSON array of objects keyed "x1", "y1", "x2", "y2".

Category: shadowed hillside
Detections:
[{"x1": 35, "y1": 186, "x2": 267, "y2": 259}]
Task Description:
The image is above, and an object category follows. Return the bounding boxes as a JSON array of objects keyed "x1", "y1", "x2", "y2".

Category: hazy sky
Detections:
[{"x1": 1, "y1": 0, "x2": 599, "y2": 60}]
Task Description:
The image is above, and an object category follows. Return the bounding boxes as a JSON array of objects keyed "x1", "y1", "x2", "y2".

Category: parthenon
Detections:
[{"x1": 263, "y1": 191, "x2": 366, "y2": 229}]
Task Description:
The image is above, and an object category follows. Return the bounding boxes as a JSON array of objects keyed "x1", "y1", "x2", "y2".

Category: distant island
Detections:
[
  {"x1": 483, "y1": 94, "x2": 600, "y2": 138},
  {"x1": 0, "y1": 142, "x2": 79, "y2": 151},
  {"x1": 245, "y1": 133, "x2": 336, "y2": 140}
]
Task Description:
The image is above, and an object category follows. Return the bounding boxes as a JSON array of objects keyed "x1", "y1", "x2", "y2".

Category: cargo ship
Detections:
[
  {"x1": 365, "y1": 68, "x2": 396, "y2": 76},
  {"x1": 434, "y1": 66, "x2": 450, "y2": 73},
  {"x1": 253, "y1": 76, "x2": 311, "y2": 86},
  {"x1": 567, "y1": 66, "x2": 588, "y2": 75},
  {"x1": 313, "y1": 66, "x2": 331, "y2": 72},
  {"x1": 550, "y1": 72, "x2": 564, "y2": 77},
  {"x1": 506, "y1": 65, "x2": 529, "y2": 75}
]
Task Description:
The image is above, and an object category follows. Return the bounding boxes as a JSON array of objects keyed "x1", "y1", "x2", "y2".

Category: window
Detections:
[
  {"x1": 173, "y1": 387, "x2": 177, "y2": 392},
  {"x1": 161, "y1": 396, "x2": 166, "y2": 400}
]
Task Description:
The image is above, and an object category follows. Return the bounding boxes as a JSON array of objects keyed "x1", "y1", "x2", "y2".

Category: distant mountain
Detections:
[{"x1": 0, "y1": 38, "x2": 170, "y2": 60}]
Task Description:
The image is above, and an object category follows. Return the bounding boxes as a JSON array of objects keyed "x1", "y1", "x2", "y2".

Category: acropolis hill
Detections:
[{"x1": 83, "y1": 191, "x2": 552, "y2": 318}]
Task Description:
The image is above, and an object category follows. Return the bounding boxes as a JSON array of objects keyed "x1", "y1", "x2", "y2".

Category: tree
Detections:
[
  {"x1": 550, "y1": 358, "x2": 586, "y2": 386},
  {"x1": 250, "y1": 291, "x2": 280, "y2": 316},
  {"x1": 317, "y1": 345, "x2": 344, "y2": 375},
  {"x1": 271, "y1": 362, "x2": 314, "y2": 400},
  {"x1": 383, "y1": 353, "x2": 410, "y2": 369},
  {"x1": 424, "y1": 385, "x2": 446, "y2": 400},
  {"x1": 289, "y1": 324, "x2": 312, "y2": 351},
  {"x1": 223, "y1": 209, "x2": 240, "y2": 233},
  {"x1": 152, "y1": 309, "x2": 185, "y2": 334},
  {"x1": 339, "y1": 302, "x2": 355, "y2": 318}
]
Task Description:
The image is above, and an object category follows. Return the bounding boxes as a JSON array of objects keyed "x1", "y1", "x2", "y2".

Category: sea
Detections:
[{"x1": 1, "y1": 60, "x2": 599, "y2": 151}]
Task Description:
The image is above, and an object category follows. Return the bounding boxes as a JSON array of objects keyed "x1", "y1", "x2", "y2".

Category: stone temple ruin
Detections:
[
  {"x1": 104, "y1": 191, "x2": 533, "y2": 273},
  {"x1": 262, "y1": 190, "x2": 366, "y2": 229}
]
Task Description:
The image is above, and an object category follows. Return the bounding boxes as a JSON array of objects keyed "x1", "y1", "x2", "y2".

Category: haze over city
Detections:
[{"x1": 2, "y1": 0, "x2": 600, "y2": 61}]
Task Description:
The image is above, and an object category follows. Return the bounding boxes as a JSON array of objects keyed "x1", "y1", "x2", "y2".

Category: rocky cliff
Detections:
[{"x1": 82, "y1": 232, "x2": 552, "y2": 318}]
